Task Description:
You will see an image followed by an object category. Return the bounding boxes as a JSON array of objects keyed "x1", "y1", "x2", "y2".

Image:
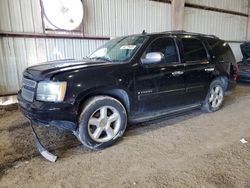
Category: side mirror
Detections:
[{"x1": 141, "y1": 52, "x2": 164, "y2": 66}]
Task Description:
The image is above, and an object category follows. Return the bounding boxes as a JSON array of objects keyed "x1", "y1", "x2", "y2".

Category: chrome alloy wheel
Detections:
[
  {"x1": 209, "y1": 85, "x2": 223, "y2": 108},
  {"x1": 87, "y1": 106, "x2": 121, "y2": 143}
]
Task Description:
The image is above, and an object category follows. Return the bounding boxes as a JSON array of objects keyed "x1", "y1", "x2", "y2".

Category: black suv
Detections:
[{"x1": 18, "y1": 31, "x2": 237, "y2": 155}]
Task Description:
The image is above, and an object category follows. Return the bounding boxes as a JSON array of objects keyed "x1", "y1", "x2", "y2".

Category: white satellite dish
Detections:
[{"x1": 42, "y1": 0, "x2": 84, "y2": 31}]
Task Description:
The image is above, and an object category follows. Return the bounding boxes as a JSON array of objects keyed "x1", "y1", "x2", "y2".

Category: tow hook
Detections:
[{"x1": 30, "y1": 121, "x2": 58, "y2": 162}]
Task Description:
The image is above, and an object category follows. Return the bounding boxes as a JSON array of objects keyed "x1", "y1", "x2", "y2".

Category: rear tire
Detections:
[
  {"x1": 78, "y1": 96, "x2": 127, "y2": 150},
  {"x1": 202, "y1": 79, "x2": 225, "y2": 113}
]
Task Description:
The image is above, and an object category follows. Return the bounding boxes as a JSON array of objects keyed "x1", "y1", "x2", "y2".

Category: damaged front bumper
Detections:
[
  {"x1": 18, "y1": 93, "x2": 80, "y2": 162},
  {"x1": 30, "y1": 121, "x2": 58, "y2": 162},
  {"x1": 18, "y1": 92, "x2": 78, "y2": 131}
]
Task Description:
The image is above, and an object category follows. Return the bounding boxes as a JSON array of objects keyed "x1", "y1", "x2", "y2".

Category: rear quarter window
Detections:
[{"x1": 207, "y1": 38, "x2": 236, "y2": 63}]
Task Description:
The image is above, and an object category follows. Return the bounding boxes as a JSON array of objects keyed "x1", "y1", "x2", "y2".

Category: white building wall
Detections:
[
  {"x1": 0, "y1": 37, "x2": 106, "y2": 94},
  {"x1": 0, "y1": 0, "x2": 172, "y2": 35},
  {"x1": 0, "y1": 0, "x2": 172, "y2": 95},
  {"x1": 84, "y1": 0, "x2": 171, "y2": 37},
  {"x1": 185, "y1": 0, "x2": 249, "y2": 14},
  {"x1": 184, "y1": 7, "x2": 248, "y2": 62},
  {"x1": 229, "y1": 43, "x2": 244, "y2": 62},
  {"x1": 184, "y1": 8, "x2": 247, "y2": 41},
  {"x1": 0, "y1": 0, "x2": 249, "y2": 95},
  {"x1": 0, "y1": 0, "x2": 43, "y2": 33}
]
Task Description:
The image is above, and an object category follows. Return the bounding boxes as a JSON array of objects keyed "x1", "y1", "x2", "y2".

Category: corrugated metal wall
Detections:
[
  {"x1": 84, "y1": 0, "x2": 171, "y2": 37},
  {"x1": 0, "y1": 0, "x2": 43, "y2": 33},
  {"x1": 184, "y1": 1, "x2": 248, "y2": 62},
  {"x1": 0, "y1": 0, "x2": 249, "y2": 95},
  {"x1": 0, "y1": 0, "x2": 108, "y2": 94},
  {"x1": 0, "y1": 0, "x2": 172, "y2": 35},
  {"x1": 184, "y1": 8, "x2": 247, "y2": 41},
  {"x1": 0, "y1": 0, "x2": 172, "y2": 95},
  {"x1": 185, "y1": 0, "x2": 249, "y2": 14},
  {"x1": 0, "y1": 37, "x2": 106, "y2": 94},
  {"x1": 229, "y1": 43, "x2": 243, "y2": 61}
]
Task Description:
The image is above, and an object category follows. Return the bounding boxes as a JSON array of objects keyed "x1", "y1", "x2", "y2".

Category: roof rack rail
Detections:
[
  {"x1": 165, "y1": 30, "x2": 187, "y2": 33},
  {"x1": 205, "y1": 34, "x2": 219, "y2": 38},
  {"x1": 163, "y1": 30, "x2": 219, "y2": 39}
]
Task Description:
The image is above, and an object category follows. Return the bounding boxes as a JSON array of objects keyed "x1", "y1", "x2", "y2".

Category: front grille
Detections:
[
  {"x1": 21, "y1": 88, "x2": 35, "y2": 102},
  {"x1": 21, "y1": 77, "x2": 37, "y2": 102},
  {"x1": 23, "y1": 77, "x2": 37, "y2": 88}
]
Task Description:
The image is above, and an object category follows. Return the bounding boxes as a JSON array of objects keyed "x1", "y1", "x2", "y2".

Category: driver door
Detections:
[{"x1": 134, "y1": 37, "x2": 186, "y2": 114}]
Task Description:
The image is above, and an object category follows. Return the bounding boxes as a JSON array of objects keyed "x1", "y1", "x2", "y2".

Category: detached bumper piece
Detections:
[{"x1": 30, "y1": 121, "x2": 58, "y2": 162}]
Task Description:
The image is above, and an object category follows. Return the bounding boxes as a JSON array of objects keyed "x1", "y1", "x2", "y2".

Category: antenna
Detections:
[{"x1": 142, "y1": 30, "x2": 147, "y2": 35}]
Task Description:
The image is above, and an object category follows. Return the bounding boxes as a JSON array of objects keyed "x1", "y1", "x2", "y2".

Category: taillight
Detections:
[{"x1": 233, "y1": 63, "x2": 238, "y2": 81}]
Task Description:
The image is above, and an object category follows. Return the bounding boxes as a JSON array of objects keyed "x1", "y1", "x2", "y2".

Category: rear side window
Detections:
[
  {"x1": 182, "y1": 38, "x2": 208, "y2": 62},
  {"x1": 207, "y1": 38, "x2": 236, "y2": 63},
  {"x1": 144, "y1": 37, "x2": 179, "y2": 64}
]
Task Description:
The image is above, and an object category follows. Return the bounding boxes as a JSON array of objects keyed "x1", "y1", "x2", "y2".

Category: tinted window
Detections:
[
  {"x1": 207, "y1": 38, "x2": 236, "y2": 62},
  {"x1": 182, "y1": 38, "x2": 208, "y2": 62},
  {"x1": 89, "y1": 35, "x2": 148, "y2": 62},
  {"x1": 144, "y1": 37, "x2": 178, "y2": 64}
]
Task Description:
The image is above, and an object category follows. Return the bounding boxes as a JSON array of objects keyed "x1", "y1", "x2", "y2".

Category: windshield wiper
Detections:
[{"x1": 89, "y1": 57, "x2": 112, "y2": 62}]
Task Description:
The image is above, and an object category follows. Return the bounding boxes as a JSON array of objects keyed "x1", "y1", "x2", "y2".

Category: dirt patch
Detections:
[
  {"x1": 0, "y1": 84, "x2": 250, "y2": 187},
  {"x1": 0, "y1": 104, "x2": 18, "y2": 118},
  {"x1": 0, "y1": 104, "x2": 81, "y2": 177}
]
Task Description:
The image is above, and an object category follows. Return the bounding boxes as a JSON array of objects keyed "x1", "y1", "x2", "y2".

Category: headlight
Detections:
[{"x1": 36, "y1": 81, "x2": 67, "y2": 102}]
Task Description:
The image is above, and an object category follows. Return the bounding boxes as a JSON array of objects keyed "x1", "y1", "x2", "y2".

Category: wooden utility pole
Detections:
[{"x1": 171, "y1": 0, "x2": 185, "y2": 31}]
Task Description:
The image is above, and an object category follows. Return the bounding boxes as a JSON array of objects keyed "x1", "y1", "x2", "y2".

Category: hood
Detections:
[
  {"x1": 240, "y1": 42, "x2": 250, "y2": 59},
  {"x1": 24, "y1": 59, "x2": 112, "y2": 80}
]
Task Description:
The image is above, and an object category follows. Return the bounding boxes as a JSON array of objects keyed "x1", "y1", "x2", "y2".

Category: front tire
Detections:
[
  {"x1": 202, "y1": 79, "x2": 225, "y2": 113},
  {"x1": 78, "y1": 96, "x2": 127, "y2": 150}
]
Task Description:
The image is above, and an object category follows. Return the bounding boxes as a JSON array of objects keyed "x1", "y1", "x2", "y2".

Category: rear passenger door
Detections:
[{"x1": 180, "y1": 37, "x2": 214, "y2": 105}]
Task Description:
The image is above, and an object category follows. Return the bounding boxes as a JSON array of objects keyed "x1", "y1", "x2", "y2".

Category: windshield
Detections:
[{"x1": 88, "y1": 35, "x2": 148, "y2": 62}]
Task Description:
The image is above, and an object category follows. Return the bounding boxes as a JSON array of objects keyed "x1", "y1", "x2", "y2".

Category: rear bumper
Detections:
[{"x1": 18, "y1": 91, "x2": 77, "y2": 131}]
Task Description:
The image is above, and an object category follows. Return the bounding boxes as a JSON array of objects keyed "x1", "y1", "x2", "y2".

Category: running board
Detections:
[{"x1": 129, "y1": 103, "x2": 201, "y2": 123}]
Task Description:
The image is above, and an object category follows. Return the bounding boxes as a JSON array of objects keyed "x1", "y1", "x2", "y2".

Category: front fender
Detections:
[{"x1": 75, "y1": 87, "x2": 132, "y2": 114}]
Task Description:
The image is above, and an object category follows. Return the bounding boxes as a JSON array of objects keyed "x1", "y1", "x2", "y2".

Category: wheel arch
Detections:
[
  {"x1": 219, "y1": 75, "x2": 229, "y2": 91},
  {"x1": 212, "y1": 75, "x2": 229, "y2": 91},
  {"x1": 77, "y1": 88, "x2": 131, "y2": 116}
]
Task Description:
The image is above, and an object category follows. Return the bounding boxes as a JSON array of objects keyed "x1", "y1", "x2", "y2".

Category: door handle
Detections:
[
  {"x1": 205, "y1": 68, "x2": 215, "y2": 72},
  {"x1": 201, "y1": 61, "x2": 209, "y2": 64},
  {"x1": 172, "y1": 71, "x2": 184, "y2": 76}
]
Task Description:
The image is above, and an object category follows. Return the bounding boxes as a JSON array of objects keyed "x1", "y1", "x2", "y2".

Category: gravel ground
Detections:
[{"x1": 0, "y1": 84, "x2": 250, "y2": 188}]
